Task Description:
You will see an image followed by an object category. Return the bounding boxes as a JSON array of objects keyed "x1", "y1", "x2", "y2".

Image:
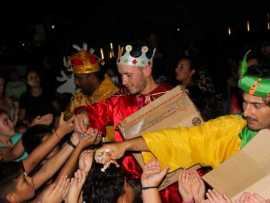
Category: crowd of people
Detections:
[{"x1": 0, "y1": 38, "x2": 270, "y2": 203}]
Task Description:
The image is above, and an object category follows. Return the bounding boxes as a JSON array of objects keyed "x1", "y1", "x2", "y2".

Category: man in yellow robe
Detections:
[
  {"x1": 67, "y1": 44, "x2": 119, "y2": 140},
  {"x1": 67, "y1": 45, "x2": 118, "y2": 112},
  {"x1": 95, "y1": 51, "x2": 270, "y2": 171}
]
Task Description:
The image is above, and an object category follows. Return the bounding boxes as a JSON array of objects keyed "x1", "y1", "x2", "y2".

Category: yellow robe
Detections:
[
  {"x1": 68, "y1": 74, "x2": 119, "y2": 141},
  {"x1": 69, "y1": 74, "x2": 118, "y2": 112},
  {"x1": 142, "y1": 115, "x2": 246, "y2": 171}
]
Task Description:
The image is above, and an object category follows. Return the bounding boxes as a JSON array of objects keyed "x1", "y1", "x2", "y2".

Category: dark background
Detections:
[{"x1": 0, "y1": 2, "x2": 269, "y2": 87}]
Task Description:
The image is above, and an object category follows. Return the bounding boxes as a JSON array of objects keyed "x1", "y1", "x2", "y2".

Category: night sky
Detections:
[{"x1": 0, "y1": 2, "x2": 269, "y2": 67}]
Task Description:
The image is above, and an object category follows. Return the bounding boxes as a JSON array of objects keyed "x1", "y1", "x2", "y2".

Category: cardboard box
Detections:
[
  {"x1": 118, "y1": 85, "x2": 203, "y2": 190},
  {"x1": 203, "y1": 129, "x2": 270, "y2": 200}
]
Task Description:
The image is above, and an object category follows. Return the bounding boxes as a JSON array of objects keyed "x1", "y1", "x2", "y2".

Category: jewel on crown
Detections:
[{"x1": 117, "y1": 45, "x2": 156, "y2": 67}]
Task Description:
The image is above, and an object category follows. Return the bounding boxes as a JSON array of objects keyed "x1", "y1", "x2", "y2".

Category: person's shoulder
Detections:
[
  {"x1": 206, "y1": 114, "x2": 246, "y2": 126},
  {"x1": 156, "y1": 83, "x2": 173, "y2": 91}
]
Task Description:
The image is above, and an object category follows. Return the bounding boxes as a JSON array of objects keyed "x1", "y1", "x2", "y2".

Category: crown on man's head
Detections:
[
  {"x1": 65, "y1": 43, "x2": 100, "y2": 74},
  {"x1": 117, "y1": 44, "x2": 156, "y2": 68}
]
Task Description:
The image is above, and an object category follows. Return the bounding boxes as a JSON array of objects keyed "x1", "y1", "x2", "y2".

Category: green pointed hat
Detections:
[{"x1": 238, "y1": 50, "x2": 270, "y2": 97}]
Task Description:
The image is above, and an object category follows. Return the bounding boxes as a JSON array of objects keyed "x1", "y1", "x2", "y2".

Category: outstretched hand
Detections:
[
  {"x1": 95, "y1": 142, "x2": 126, "y2": 165},
  {"x1": 38, "y1": 176, "x2": 70, "y2": 203},
  {"x1": 66, "y1": 169, "x2": 87, "y2": 203},
  {"x1": 57, "y1": 112, "x2": 75, "y2": 136},
  {"x1": 79, "y1": 150, "x2": 94, "y2": 173},
  {"x1": 141, "y1": 159, "x2": 168, "y2": 188},
  {"x1": 235, "y1": 192, "x2": 269, "y2": 203}
]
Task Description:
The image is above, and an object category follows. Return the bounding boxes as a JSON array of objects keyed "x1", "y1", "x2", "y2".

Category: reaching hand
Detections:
[
  {"x1": 141, "y1": 159, "x2": 168, "y2": 188},
  {"x1": 84, "y1": 127, "x2": 102, "y2": 145},
  {"x1": 70, "y1": 131, "x2": 80, "y2": 146},
  {"x1": 66, "y1": 169, "x2": 87, "y2": 203},
  {"x1": 74, "y1": 112, "x2": 89, "y2": 135},
  {"x1": 38, "y1": 176, "x2": 70, "y2": 203},
  {"x1": 205, "y1": 189, "x2": 232, "y2": 203},
  {"x1": 235, "y1": 192, "x2": 269, "y2": 203},
  {"x1": 95, "y1": 142, "x2": 126, "y2": 165},
  {"x1": 78, "y1": 130, "x2": 100, "y2": 149},
  {"x1": 79, "y1": 150, "x2": 94, "y2": 173},
  {"x1": 56, "y1": 112, "x2": 75, "y2": 137},
  {"x1": 31, "y1": 113, "x2": 54, "y2": 127},
  {"x1": 178, "y1": 170, "x2": 194, "y2": 202},
  {"x1": 189, "y1": 170, "x2": 205, "y2": 203}
]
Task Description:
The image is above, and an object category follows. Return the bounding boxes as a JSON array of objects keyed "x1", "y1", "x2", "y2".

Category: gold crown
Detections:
[
  {"x1": 69, "y1": 50, "x2": 100, "y2": 74},
  {"x1": 64, "y1": 43, "x2": 100, "y2": 74}
]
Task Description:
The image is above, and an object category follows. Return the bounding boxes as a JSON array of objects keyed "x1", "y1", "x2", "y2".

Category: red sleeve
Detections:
[{"x1": 74, "y1": 98, "x2": 115, "y2": 134}]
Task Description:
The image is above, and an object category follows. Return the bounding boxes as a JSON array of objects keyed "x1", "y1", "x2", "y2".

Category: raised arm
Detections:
[
  {"x1": 32, "y1": 143, "x2": 74, "y2": 190},
  {"x1": 94, "y1": 137, "x2": 148, "y2": 164},
  {"x1": 23, "y1": 113, "x2": 74, "y2": 173},
  {"x1": 56, "y1": 128, "x2": 100, "y2": 182}
]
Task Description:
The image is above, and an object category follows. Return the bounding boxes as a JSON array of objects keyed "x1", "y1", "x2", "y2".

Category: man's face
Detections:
[
  {"x1": 117, "y1": 64, "x2": 147, "y2": 94},
  {"x1": 243, "y1": 93, "x2": 270, "y2": 130},
  {"x1": 74, "y1": 73, "x2": 97, "y2": 95},
  {"x1": 0, "y1": 113, "x2": 15, "y2": 136},
  {"x1": 175, "y1": 59, "x2": 194, "y2": 83}
]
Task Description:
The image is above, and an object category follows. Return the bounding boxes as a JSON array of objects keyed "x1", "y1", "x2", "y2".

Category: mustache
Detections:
[{"x1": 246, "y1": 116, "x2": 257, "y2": 122}]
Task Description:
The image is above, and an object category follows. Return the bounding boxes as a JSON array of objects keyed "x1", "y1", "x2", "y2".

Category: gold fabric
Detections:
[
  {"x1": 68, "y1": 74, "x2": 119, "y2": 141},
  {"x1": 70, "y1": 50, "x2": 100, "y2": 74},
  {"x1": 69, "y1": 74, "x2": 118, "y2": 112},
  {"x1": 142, "y1": 115, "x2": 246, "y2": 171}
]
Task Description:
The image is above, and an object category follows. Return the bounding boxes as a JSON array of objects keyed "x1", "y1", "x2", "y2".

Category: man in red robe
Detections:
[{"x1": 75, "y1": 42, "x2": 181, "y2": 202}]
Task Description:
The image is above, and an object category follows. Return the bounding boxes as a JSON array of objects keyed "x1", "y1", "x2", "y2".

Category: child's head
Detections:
[
  {"x1": 26, "y1": 69, "x2": 41, "y2": 89},
  {"x1": 22, "y1": 124, "x2": 53, "y2": 154},
  {"x1": 0, "y1": 162, "x2": 35, "y2": 203},
  {"x1": 83, "y1": 162, "x2": 142, "y2": 203},
  {"x1": 0, "y1": 109, "x2": 15, "y2": 137}
]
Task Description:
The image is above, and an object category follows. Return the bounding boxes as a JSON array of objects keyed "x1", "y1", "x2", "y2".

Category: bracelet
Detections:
[
  {"x1": 141, "y1": 186, "x2": 158, "y2": 190},
  {"x1": 67, "y1": 139, "x2": 76, "y2": 148}
]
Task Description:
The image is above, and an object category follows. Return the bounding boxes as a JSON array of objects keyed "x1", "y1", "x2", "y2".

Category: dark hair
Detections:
[
  {"x1": 0, "y1": 162, "x2": 23, "y2": 200},
  {"x1": 178, "y1": 56, "x2": 199, "y2": 71},
  {"x1": 0, "y1": 108, "x2": 8, "y2": 116},
  {"x1": 0, "y1": 74, "x2": 6, "y2": 84},
  {"x1": 51, "y1": 93, "x2": 73, "y2": 115},
  {"x1": 22, "y1": 124, "x2": 53, "y2": 154},
  {"x1": 246, "y1": 64, "x2": 270, "y2": 79},
  {"x1": 83, "y1": 162, "x2": 125, "y2": 203}
]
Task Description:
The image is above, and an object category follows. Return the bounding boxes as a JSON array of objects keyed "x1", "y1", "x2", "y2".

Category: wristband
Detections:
[{"x1": 141, "y1": 186, "x2": 158, "y2": 190}]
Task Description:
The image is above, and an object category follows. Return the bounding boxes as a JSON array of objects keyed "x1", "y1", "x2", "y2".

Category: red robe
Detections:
[{"x1": 76, "y1": 84, "x2": 182, "y2": 203}]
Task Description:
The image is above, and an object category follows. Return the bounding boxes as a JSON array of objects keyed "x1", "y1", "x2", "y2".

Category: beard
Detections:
[
  {"x1": 81, "y1": 87, "x2": 95, "y2": 96},
  {"x1": 127, "y1": 80, "x2": 147, "y2": 95},
  {"x1": 246, "y1": 117, "x2": 260, "y2": 130}
]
